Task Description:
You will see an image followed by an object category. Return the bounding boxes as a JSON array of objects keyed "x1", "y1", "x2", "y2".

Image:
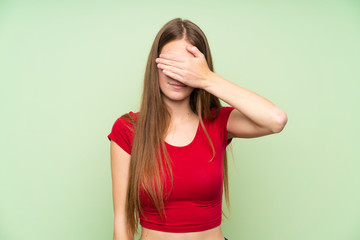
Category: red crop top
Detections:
[{"x1": 107, "y1": 106, "x2": 235, "y2": 233}]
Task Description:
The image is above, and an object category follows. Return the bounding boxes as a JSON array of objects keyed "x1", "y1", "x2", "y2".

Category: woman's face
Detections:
[{"x1": 158, "y1": 39, "x2": 195, "y2": 104}]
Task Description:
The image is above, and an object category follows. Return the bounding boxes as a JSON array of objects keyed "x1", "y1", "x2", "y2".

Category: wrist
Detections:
[{"x1": 203, "y1": 71, "x2": 219, "y2": 92}]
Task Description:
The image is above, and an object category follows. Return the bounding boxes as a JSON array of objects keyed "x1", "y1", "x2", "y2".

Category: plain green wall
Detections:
[{"x1": 1, "y1": 0, "x2": 359, "y2": 239}]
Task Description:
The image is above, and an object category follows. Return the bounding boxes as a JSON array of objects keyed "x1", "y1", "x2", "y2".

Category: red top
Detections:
[{"x1": 107, "y1": 106, "x2": 235, "y2": 233}]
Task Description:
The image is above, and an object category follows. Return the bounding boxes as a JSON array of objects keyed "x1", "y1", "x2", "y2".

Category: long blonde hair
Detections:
[{"x1": 124, "y1": 18, "x2": 231, "y2": 237}]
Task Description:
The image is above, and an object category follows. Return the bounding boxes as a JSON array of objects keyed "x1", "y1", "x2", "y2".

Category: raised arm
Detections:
[
  {"x1": 155, "y1": 45, "x2": 287, "y2": 139},
  {"x1": 204, "y1": 72, "x2": 288, "y2": 139}
]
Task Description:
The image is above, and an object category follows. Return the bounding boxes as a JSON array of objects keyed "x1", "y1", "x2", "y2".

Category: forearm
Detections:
[
  {"x1": 204, "y1": 72, "x2": 287, "y2": 131},
  {"x1": 114, "y1": 221, "x2": 133, "y2": 240}
]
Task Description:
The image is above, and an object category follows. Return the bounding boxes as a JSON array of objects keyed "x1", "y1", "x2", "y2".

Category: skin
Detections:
[
  {"x1": 157, "y1": 39, "x2": 200, "y2": 146},
  {"x1": 155, "y1": 38, "x2": 288, "y2": 139},
  {"x1": 140, "y1": 38, "x2": 288, "y2": 240}
]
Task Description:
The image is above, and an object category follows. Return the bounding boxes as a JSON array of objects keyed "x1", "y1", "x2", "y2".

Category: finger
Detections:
[
  {"x1": 157, "y1": 63, "x2": 184, "y2": 81},
  {"x1": 162, "y1": 69, "x2": 183, "y2": 82},
  {"x1": 186, "y1": 45, "x2": 202, "y2": 58},
  {"x1": 156, "y1": 58, "x2": 183, "y2": 69},
  {"x1": 157, "y1": 63, "x2": 183, "y2": 74},
  {"x1": 159, "y1": 53, "x2": 184, "y2": 62}
]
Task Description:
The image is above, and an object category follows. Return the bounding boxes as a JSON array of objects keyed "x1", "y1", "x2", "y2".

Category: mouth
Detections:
[
  {"x1": 169, "y1": 79, "x2": 186, "y2": 87},
  {"x1": 169, "y1": 80, "x2": 186, "y2": 90}
]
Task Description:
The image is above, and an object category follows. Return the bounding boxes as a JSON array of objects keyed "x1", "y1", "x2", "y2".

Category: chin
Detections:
[
  {"x1": 166, "y1": 96, "x2": 190, "y2": 102},
  {"x1": 162, "y1": 93, "x2": 192, "y2": 102}
]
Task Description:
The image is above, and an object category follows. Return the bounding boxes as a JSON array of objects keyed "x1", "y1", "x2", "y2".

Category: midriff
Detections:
[{"x1": 139, "y1": 225, "x2": 225, "y2": 240}]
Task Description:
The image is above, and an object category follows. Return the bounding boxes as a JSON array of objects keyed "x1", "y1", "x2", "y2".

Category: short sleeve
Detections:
[
  {"x1": 218, "y1": 106, "x2": 235, "y2": 146},
  {"x1": 107, "y1": 115, "x2": 134, "y2": 155}
]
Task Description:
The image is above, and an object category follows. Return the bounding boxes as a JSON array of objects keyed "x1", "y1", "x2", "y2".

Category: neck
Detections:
[{"x1": 164, "y1": 97, "x2": 197, "y2": 125}]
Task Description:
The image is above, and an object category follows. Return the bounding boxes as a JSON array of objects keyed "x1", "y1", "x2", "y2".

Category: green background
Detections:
[{"x1": 1, "y1": 0, "x2": 359, "y2": 239}]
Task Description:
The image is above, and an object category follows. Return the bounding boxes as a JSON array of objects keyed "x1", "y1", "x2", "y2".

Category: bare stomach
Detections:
[{"x1": 139, "y1": 225, "x2": 225, "y2": 240}]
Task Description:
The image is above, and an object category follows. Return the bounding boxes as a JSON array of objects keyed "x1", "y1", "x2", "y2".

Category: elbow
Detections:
[{"x1": 271, "y1": 110, "x2": 288, "y2": 133}]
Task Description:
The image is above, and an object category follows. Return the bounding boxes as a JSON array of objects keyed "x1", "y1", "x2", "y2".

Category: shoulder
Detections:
[
  {"x1": 110, "y1": 110, "x2": 139, "y2": 136},
  {"x1": 108, "y1": 110, "x2": 139, "y2": 154},
  {"x1": 116, "y1": 111, "x2": 138, "y2": 125},
  {"x1": 119, "y1": 111, "x2": 139, "y2": 127},
  {"x1": 209, "y1": 106, "x2": 235, "y2": 121},
  {"x1": 203, "y1": 106, "x2": 235, "y2": 131}
]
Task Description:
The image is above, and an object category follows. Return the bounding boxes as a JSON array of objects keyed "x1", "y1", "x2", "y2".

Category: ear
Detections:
[{"x1": 186, "y1": 45, "x2": 202, "y2": 58}]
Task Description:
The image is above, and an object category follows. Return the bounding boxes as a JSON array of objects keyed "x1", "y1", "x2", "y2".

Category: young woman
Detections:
[{"x1": 108, "y1": 18, "x2": 287, "y2": 240}]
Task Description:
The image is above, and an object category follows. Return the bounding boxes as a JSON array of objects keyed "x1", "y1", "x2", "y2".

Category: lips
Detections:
[{"x1": 169, "y1": 79, "x2": 186, "y2": 87}]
